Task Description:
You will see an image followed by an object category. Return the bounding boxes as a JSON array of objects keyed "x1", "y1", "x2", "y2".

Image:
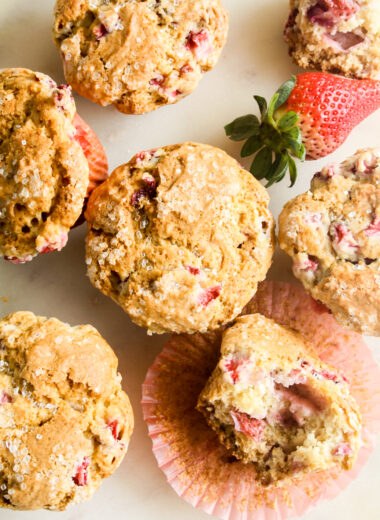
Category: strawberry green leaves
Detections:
[
  {"x1": 225, "y1": 76, "x2": 305, "y2": 187},
  {"x1": 224, "y1": 115, "x2": 260, "y2": 141},
  {"x1": 273, "y1": 76, "x2": 298, "y2": 111}
]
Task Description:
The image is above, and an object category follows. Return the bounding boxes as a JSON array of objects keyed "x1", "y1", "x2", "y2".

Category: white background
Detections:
[{"x1": 0, "y1": 0, "x2": 379, "y2": 518}]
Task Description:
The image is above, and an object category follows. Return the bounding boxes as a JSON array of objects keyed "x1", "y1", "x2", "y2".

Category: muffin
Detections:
[
  {"x1": 142, "y1": 281, "x2": 379, "y2": 516},
  {"x1": 278, "y1": 148, "x2": 380, "y2": 336},
  {"x1": 197, "y1": 314, "x2": 362, "y2": 484},
  {"x1": 85, "y1": 142, "x2": 275, "y2": 334},
  {"x1": 0, "y1": 68, "x2": 108, "y2": 264},
  {"x1": 284, "y1": 0, "x2": 380, "y2": 79},
  {"x1": 0, "y1": 311, "x2": 133, "y2": 511},
  {"x1": 53, "y1": 0, "x2": 229, "y2": 114}
]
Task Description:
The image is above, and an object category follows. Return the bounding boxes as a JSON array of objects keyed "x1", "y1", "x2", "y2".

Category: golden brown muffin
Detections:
[
  {"x1": 0, "y1": 311, "x2": 133, "y2": 511},
  {"x1": 279, "y1": 148, "x2": 380, "y2": 336},
  {"x1": 284, "y1": 0, "x2": 380, "y2": 79},
  {"x1": 53, "y1": 0, "x2": 229, "y2": 114},
  {"x1": 0, "y1": 68, "x2": 89, "y2": 263},
  {"x1": 198, "y1": 314, "x2": 362, "y2": 484},
  {"x1": 85, "y1": 143, "x2": 275, "y2": 334}
]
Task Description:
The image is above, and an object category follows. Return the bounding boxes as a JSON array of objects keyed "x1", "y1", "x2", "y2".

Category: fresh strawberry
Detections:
[
  {"x1": 73, "y1": 113, "x2": 108, "y2": 197},
  {"x1": 279, "y1": 73, "x2": 380, "y2": 160},
  {"x1": 225, "y1": 73, "x2": 380, "y2": 186}
]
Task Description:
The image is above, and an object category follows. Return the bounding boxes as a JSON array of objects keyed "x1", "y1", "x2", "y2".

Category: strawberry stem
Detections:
[{"x1": 225, "y1": 76, "x2": 305, "y2": 187}]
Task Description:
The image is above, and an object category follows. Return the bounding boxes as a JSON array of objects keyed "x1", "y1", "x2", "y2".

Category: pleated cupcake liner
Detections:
[{"x1": 142, "y1": 281, "x2": 380, "y2": 520}]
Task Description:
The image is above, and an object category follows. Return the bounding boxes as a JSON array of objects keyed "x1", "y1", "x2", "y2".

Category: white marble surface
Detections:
[{"x1": 0, "y1": 0, "x2": 379, "y2": 518}]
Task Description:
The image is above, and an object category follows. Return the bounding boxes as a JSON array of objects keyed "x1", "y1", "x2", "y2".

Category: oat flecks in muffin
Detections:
[
  {"x1": 197, "y1": 314, "x2": 362, "y2": 484},
  {"x1": 0, "y1": 68, "x2": 89, "y2": 263},
  {"x1": 284, "y1": 0, "x2": 380, "y2": 79},
  {"x1": 0, "y1": 311, "x2": 133, "y2": 511},
  {"x1": 53, "y1": 0, "x2": 229, "y2": 114},
  {"x1": 279, "y1": 148, "x2": 380, "y2": 335},
  {"x1": 85, "y1": 143, "x2": 275, "y2": 334}
]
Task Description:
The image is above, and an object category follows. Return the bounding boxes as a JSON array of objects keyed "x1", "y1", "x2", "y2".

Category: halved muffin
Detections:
[{"x1": 197, "y1": 314, "x2": 361, "y2": 484}]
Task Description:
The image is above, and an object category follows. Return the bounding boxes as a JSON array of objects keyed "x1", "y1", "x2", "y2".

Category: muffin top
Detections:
[
  {"x1": 279, "y1": 148, "x2": 380, "y2": 335},
  {"x1": 0, "y1": 311, "x2": 133, "y2": 511},
  {"x1": 85, "y1": 142, "x2": 275, "y2": 334},
  {"x1": 53, "y1": 0, "x2": 229, "y2": 114},
  {"x1": 0, "y1": 68, "x2": 89, "y2": 263}
]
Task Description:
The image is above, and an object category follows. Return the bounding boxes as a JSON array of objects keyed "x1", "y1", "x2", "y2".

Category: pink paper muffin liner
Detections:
[{"x1": 142, "y1": 281, "x2": 380, "y2": 520}]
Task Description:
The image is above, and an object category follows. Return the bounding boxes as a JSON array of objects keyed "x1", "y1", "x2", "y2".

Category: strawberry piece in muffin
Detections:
[{"x1": 307, "y1": 0, "x2": 359, "y2": 28}]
